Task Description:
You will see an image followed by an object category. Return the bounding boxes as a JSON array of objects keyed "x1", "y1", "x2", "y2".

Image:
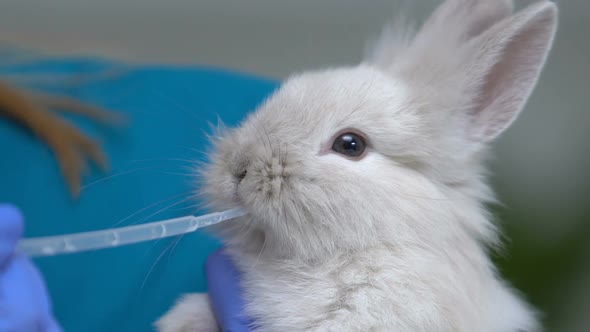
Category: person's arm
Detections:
[{"x1": 0, "y1": 204, "x2": 62, "y2": 332}]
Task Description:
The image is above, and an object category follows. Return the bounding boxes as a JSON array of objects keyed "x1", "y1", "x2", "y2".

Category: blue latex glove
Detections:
[
  {"x1": 0, "y1": 204, "x2": 62, "y2": 332},
  {"x1": 206, "y1": 249, "x2": 253, "y2": 332}
]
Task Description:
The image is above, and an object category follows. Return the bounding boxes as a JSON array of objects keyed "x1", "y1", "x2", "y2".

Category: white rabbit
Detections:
[{"x1": 156, "y1": 0, "x2": 558, "y2": 331}]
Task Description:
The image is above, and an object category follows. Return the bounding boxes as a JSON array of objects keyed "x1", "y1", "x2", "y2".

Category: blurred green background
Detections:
[{"x1": 1, "y1": 0, "x2": 588, "y2": 330}]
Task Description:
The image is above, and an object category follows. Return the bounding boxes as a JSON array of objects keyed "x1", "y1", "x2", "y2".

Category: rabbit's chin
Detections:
[{"x1": 209, "y1": 204, "x2": 375, "y2": 262}]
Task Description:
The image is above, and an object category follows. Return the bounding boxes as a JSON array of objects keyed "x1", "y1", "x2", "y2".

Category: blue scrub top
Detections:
[{"x1": 0, "y1": 56, "x2": 277, "y2": 332}]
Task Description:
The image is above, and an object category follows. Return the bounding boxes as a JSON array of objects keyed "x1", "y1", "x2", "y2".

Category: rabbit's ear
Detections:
[
  {"x1": 372, "y1": 1, "x2": 558, "y2": 143},
  {"x1": 460, "y1": 1, "x2": 558, "y2": 141},
  {"x1": 367, "y1": 0, "x2": 513, "y2": 69},
  {"x1": 413, "y1": 0, "x2": 514, "y2": 47}
]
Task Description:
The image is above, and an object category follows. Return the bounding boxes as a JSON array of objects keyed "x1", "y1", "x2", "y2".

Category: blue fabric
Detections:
[{"x1": 0, "y1": 57, "x2": 277, "y2": 332}]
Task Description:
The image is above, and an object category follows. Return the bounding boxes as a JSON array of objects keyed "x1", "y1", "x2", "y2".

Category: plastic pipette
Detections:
[{"x1": 18, "y1": 208, "x2": 246, "y2": 257}]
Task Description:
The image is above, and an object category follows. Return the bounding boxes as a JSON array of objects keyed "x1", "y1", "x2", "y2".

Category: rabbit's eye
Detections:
[{"x1": 331, "y1": 132, "x2": 367, "y2": 159}]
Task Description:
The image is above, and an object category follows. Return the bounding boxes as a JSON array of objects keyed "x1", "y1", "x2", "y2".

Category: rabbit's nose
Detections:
[
  {"x1": 232, "y1": 155, "x2": 250, "y2": 184},
  {"x1": 237, "y1": 169, "x2": 248, "y2": 183}
]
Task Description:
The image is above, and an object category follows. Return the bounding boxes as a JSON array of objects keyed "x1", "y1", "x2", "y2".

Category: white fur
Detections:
[
  {"x1": 157, "y1": 1, "x2": 557, "y2": 331},
  {"x1": 155, "y1": 294, "x2": 218, "y2": 332}
]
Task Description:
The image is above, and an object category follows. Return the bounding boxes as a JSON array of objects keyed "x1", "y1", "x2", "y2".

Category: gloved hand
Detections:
[
  {"x1": 206, "y1": 249, "x2": 253, "y2": 332},
  {"x1": 0, "y1": 204, "x2": 62, "y2": 332}
]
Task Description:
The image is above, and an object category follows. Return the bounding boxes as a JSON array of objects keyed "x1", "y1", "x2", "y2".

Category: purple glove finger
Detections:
[
  {"x1": 0, "y1": 254, "x2": 50, "y2": 331},
  {"x1": 0, "y1": 203, "x2": 62, "y2": 332},
  {"x1": 206, "y1": 249, "x2": 253, "y2": 332}
]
